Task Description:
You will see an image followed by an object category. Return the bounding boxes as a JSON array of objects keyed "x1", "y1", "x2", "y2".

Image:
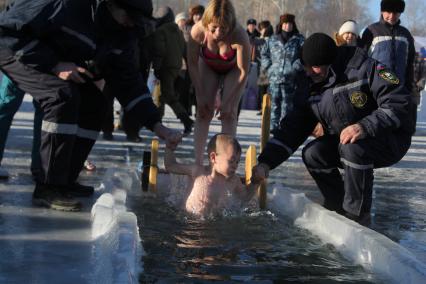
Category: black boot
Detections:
[
  {"x1": 344, "y1": 211, "x2": 372, "y2": 227},
  {"x1": 33, "y1": 184, "x2": 82, "y2": 212}
]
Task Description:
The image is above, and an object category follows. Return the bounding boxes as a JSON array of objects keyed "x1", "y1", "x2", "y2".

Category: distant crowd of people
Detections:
[{"x1": 0, "y1": 0, "x2": 424, "y2": 226}]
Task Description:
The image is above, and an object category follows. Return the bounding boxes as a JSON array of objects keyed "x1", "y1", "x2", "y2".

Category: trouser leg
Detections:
[
  {"x1": 281, "y1": 83, "x2": 295, "y2": 118},
  {"x1": 31, "y1": 99, "x2": 43, "y2": 173},
  {"x1": 175, "y1": 71, "x2": 192, "y2": 115},
  {"x1": 302, "y1": 135, "x2": 345, "y2": 212},
  {"x1": 0, "y1": 56, "x2": 79, "y2": 186},
  {"x1": 159, "y1": 70, "x2": 189, "y2": 118},
  {"x1": 68, "y1": 82, "x2": 106, "y2": 183},
  {"x1": 0, "y1": 74, "x2": 26, "y2": 164},
  {"x1": 269, "y1": 83, "x2": 283, "y2": 131},
  {"x1": 101, "y1": 84, "x2": 114, "y2": 134},
  {"x1": 159, "y1": 70, "x2": 193, "y2": 132},
  {"x1": 258, "y1": 85, "x2": 268, "y2": 111},
  {"x1": 338, "y1": 133, "x2": 412, "y2": 216}
]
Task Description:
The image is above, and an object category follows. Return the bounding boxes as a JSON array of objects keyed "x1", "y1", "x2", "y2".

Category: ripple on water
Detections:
[{"x1": 132, "y1": 195, "x2": 384, "y2": 283}]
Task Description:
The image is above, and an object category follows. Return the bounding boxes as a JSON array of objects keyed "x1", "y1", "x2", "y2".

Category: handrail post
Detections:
[{"x1": 259, "y1": 94, "x2": 271, "y2": 209}]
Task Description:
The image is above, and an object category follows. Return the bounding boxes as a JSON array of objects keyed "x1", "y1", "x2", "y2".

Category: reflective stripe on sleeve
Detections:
[
  {"x1": 61, "y1": 26, "x2": 96, "y2": 50},
  {"x1": 124, "y1": 94, "x2": 152, "y2": 112},
  {"x1": 332, "y1": 79, "x2": 369, "y2": 95},
  {"x1": 378, "y1": 108, "x2": 401, "y2": 128}
]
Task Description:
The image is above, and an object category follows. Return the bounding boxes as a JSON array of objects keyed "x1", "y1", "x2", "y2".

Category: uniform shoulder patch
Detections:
[
  {"x1": 350, "y1": 91, "x2": 368, "y2": 108},
  {"x1": 378, "y1": 69, "x2": 400, "y2": 85}
]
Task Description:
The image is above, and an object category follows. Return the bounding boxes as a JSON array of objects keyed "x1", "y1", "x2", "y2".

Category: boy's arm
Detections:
[
  {"x1": 233, "y1": 177, "x2": 258, "y2": 203},
  {"x1": 164, "y1": 147, "x2": 197, "y2": 176}
]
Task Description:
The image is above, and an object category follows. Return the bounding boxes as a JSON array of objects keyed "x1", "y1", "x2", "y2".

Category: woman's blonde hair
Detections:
[{"x1": 201, "y1": 0, "x2": 236, "y2": 33}]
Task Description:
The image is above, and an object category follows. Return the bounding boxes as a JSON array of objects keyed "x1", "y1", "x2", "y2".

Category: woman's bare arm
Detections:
[
  {"x1": 187, "y1": 23, "x2": 204, "y2": 101},
  {"x1": 220, "y1": 25, "x2": 250, "y2": 114}
]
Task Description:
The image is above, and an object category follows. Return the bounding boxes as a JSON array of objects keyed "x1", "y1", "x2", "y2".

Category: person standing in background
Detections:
[
  {"x1": 260, "y1": 13, "x2": 304, "y2": 132},
  {"x1": 151, "y1": 6, "x2": 194, "y2": 136},
  {"x1": 334, "y1": 20, "x2": 360, "y2": 47},
  {"x1": 255, "y1": 20, "x2": 274, "y2": 114},
  {"x1": 361, "y1": 0, "x2": 415, "y2": 94},
  {"x1": 246, "y1": 18, "x2": 260, "y2": 44}
]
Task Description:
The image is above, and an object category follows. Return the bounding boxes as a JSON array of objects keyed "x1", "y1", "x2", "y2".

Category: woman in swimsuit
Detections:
[{"x1": 187, "y1": 0, "x2": 250, "y2": 165}]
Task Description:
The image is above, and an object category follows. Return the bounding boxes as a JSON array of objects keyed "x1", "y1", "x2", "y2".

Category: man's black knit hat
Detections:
[
  {"x1": 381, "y1": 0, "x2": 405, "y2": 13},
  {"x1": 302, "y1": 33, "x2": 337, "y2": 66}
]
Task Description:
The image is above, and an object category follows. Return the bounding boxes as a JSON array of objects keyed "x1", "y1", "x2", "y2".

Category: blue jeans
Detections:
[{"x1": 0, "y1": 74, "x2": 43, "y2": 172}]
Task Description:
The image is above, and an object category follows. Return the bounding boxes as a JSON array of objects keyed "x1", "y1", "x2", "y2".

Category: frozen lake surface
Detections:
[{"x1": 0, "y1": 95, "x2": 424, "y2": 283}]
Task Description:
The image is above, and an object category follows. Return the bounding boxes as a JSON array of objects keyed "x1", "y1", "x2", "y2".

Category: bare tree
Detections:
[{"x1": 402, "y1": 0, "x2": 426, "y2": 36}]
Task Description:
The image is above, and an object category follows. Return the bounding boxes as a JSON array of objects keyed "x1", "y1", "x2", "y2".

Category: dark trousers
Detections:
[
  {"x1": 175, "y1": 70, "x2": 193, "y2": 116},
  {"x1": 0, "y1": 51, "x2": 106, "y2": 186},
  {"x1": 101, "y1": 84, "x2": 115, "y2": 134},
  {"x1": 302, "y1": 133, "x2": 411, "y2": 216},
  {"x1": 158, "y1": 69, "x2": 189, "y2": 120}
]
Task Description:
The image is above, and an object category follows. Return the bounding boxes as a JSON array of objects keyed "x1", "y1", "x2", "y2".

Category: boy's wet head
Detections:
[
  {"x1": 207, "y1": 134, "x2": 241, "y2": 177},
  {"x1": 207, "y1": 134, "x2": 241, "y2": 157}
]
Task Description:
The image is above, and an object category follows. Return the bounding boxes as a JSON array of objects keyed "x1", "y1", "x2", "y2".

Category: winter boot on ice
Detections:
[{"x1": 33, "y1": 184, "x2": 82, "y2": 212}]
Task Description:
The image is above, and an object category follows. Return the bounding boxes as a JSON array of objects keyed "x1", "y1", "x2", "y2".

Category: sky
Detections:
[{"x1": 368, "y1": 0, "x2": 381, "y2": 18}]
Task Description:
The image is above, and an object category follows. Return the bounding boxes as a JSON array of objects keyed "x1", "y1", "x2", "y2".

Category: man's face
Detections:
[
  {"x1": 193, "y1": 13, "x2": 202, "y2": 24},
  {"x1": 304, "y1": 65, "x2": 330, "y2": 83},
  {"x1": 281, "y1": 22, "x2": 293, "y2": 32},
  {"x1": 177, "y1": 19, "x2": 186, "y2": 30},
  {"x1": 107, "y1": 2, "x2": 135, "y2": 28},
  {"x1": 382, "y1": 11, "x2": 401, "y2": 25},
  {"x1": 247, "y1": 24, "x2": 256, "y2": 33}
]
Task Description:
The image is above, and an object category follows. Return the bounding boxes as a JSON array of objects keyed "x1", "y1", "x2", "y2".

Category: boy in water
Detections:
[{"x1": 165, "y1": 133, "x2": 258, "y2": 216}]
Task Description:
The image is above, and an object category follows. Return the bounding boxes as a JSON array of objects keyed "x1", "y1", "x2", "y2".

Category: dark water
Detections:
[{"x1": 130, "y1": 195, "x2": 382, "y2": 284}]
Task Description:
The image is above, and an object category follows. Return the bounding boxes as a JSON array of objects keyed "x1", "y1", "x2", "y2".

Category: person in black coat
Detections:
[
  {"x1": 251, "y1": 33, "x2": 415, "y2": 225},
  {"x1": 0, "y1": 0, "x2": 181, "y2": 211}
]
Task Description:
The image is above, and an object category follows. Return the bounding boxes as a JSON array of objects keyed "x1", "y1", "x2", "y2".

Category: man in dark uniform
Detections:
[
  {"x1": 251, "y1": 33, "x2": 415, "y2": 225},
  {"x1": 0, "y1": 0, "x2": 181, "y2": 211}
]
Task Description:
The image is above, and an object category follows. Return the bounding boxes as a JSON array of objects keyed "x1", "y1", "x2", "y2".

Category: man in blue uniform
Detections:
[
  {"x1": 361, "y1": 0, "x2": 415, "y2": 92},
  {"x1": 0, "y1": 0, "x2": 181, "y2": 211},
  {"x1": 252, "y1": 33, "x2": 415, "y2": 225}
]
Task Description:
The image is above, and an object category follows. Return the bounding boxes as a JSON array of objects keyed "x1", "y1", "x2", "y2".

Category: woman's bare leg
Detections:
[
  {"x1": 194, "y1": 60, "x2": 219, "y2": 165},
  {"x1": 221, "y1": 68, "x2": 246, "y2": 136}
]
